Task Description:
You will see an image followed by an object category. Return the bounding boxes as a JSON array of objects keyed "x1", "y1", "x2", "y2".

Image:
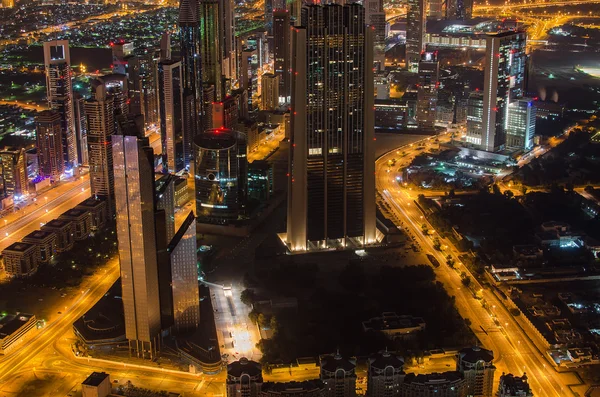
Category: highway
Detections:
[{"x1": 376, "y1": 137, "x2": 576, "y2": 396}]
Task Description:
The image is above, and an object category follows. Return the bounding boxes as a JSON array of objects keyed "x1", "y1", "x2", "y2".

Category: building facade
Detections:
[
  {"x1": 35, "y1": 110, "x2": 65, "y2": 181},
  {"x1": 261, "y1": 73, "x2": 280, "y2": 111},
  {"x1": 158, "y1": 59, "x2": 185, "y2": 173},
  {"x1": 497, "y1": 373, "x2": 532, "y2": 397},
  {"x1": 226, "y1": 358, "x2": 263, "y2": 397},
  {"x1": 506, "y1": 98, "x2": 536, "y2": 151},
  {"x1": 367, "y1": 351, "x2": 405, "y2": 397},
  {"x1": 0, "y1": 147, "x2": 28, "y2": 198},
  {"x1": 405, "y1": 0, "x2": 425, "y2": 72},
  {"x1": 416, "y1": 52, "x2": 440, "y2": 130},
  {"x1": 457, "y1": 346, "x2": 495, "y2": 397},
  {"x1": 320, "y1": 353, "x2": 357, "y2": 397}
]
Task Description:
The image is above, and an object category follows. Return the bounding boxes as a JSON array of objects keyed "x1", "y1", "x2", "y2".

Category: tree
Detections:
[
  {"x1": 240, "y1": 289, "x2": 256, "y2": 306},
  {"x1": 433, "y1": 237, "x2": 441, "y2": 251},
  {"x1": 448, "y1": 189, "x2": 456, "y2": 198},
  {"x1": 520, "y1": 185, "x2": 528, "y2": 196},
  {"x1": 249, "y1": 309, "x2": 260, "y2": 325},
  {"x1": 492, "y1": 184, "x2": 501, "y2": 195},
  {"x1": 461, "y1": 274, "x2": 471, "y2": 287},
  {"x1": 584, "y1": 185, "x2": 595, "y2": 193},
  {"x1": 503, "y1": 190, "x2": 514, "y2": 199},
  {"x1": 565, "y1": 182, "x2": 574, "y2": 192}
]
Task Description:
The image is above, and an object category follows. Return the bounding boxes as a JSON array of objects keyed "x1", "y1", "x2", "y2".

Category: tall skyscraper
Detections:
[
  {"x1": 0, "y1": 148, "x2": 28, "y2": 198},
  {"x1": 137, "y1": 49, "x2": 161, "y2": 132},
  {"x1": 200, "y1": 0, "x2": 223, "y2": 101},
  {"x1": 158, "y1": 59, "x2": 185, "y2": 173},
  {"x1": 43, "y1": 40, "x2": 77, "y2": 168},
  {"x1": 35, "y1": 110, "x2": 65, "y2": 181},
  {"x1": 273, "y1": 9, "x2": 291, "y2": 104},
  {"x1": 480, "y1": 31, "x2": 527, "y2": 152},
  {"x1": 73, "y1": 94, "x2": 89, "y2": 166},
  {"x1": 261, "y1": 73, "x2": 280, "y2": 111},
  {"x1": 405, "y1": 0, "x2": 425, "y2": 72},
  {"x1": 457, "y1": 346, "x2": 496, "y2": 397},
  {"x1": 220, "y1": 0, "x2": 237, "y2": 87},
  {"x1": 85, "y1": 75, "x2": 128, "y2": 200},
  {"x1": 286, "y1": 3, "x2": 376, "y2": 252},
  {"x1": 428, "y1": 0, "x2": 443, "y2": 19},
  {"x1": 466, "y1": 91, "x2": 484, "y2": 146},
  {"x1": 111, "y1": 40, "x2": 134, "y2": 75},
  {"x1": 113, "y1": 130, "x2": 161, "y2": 359},
  {"x1": 446, "y1": 0, "x2": 473, "y2": 20},
  {"x1": 416, "y1": 51, "x2": 440, "y2": 130},
  {"x1": 364, "y1": 0, "x2": 387, "y2": 70},
  {"x1": 179, "y1": 0, "x2": 202, "y2": 168}
]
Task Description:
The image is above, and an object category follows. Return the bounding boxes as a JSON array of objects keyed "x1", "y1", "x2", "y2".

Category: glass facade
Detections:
[
  {"x1": 158, "y1": 60, "x2": 185, "y2": 173},
  {"x1": 406, "y1": 0, "x2": 425, "y2": 72}
]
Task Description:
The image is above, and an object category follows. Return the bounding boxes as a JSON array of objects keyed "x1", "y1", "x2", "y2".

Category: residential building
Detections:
[
  {"x1": 35, "y1": 110, "x2": 65, "y2": 181},
  {"x1": 112, "y1": 130, "x2": 161, "y2": 358},
  {"x1": 43, "y1": 40, "x2": 77, "y2": 167},
  {"x1": 200, "y1": 0, "x2": 223, "y2": 102},
  {"x1": 367, "y1": 350, "x2": 405, "y2": 397},
  {"x1": 76, "y1": 197, "x2": 108, "y2": 231},
  {"x1": 497, "y1": 373, "x2": 533, "y2": 397},
  {"x1": 261, "y1": 73, "x2": 280, "y2": 111},
  {"x1": 259, "y1": 380, "x2": 326, "y2": 397},
  {"x1": 0, "y1": 313, "x2": 36, "y2": 355},
  {"x1": 417, "y1": 52, "x2": 440, "y2": 130},
  {"x1": 2, "y1": 242, "x2": 39, "y2": 276},
  {"x1": 406, "y1": 0, "x2": 425, "y2": 72},
  {"x1": 287, "y1": 3, "x2": 376, "y2": 252},
  {"x1": 320, "y1": 353, "x2": 357, "y2": 397},
  {"x1": 400, "y1": 371, "x2": 466, "y2": 396},
  {"x1": 226, "y1": 358, "x2": 263, "y2": 397},
  {"x1": 59, "y1": 208, "x2": 92, "y2": 241},
  {"x1": 0, "y1": 147, "x2": 28, "y2": 197},
  {"x1": 81, "y1": 372, "x2": 111, "y2": 397},
  {"x1": 158, "y1": 59, "x2": 185, "y2": 173},
  {"x1": 22, "y1": 230, "x2": 57, "y2": 263},
  {"x1": 457, "y1": 346, "x2": 495, "y2": 397},
  {"x1": 73, "y1": 94, "x2": 89, "y2": 166},
  {"x1": 42, "y1": 219, "x2": 75, "y2": 252},
  {"x1": 273, "y1": 9, "x2": 291, "y2": 103},
  {"x1": 446, "y1": 0, "x2": 473, "y2": 20}
]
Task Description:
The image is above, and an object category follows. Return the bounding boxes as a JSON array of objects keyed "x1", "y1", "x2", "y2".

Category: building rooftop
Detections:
[
  {"x1": 320, "y1": 353, "x2": 356, "y2": 373},
  {"x1": 227, "y1": 357, "x2": 262, "y2": 379},
  {"x1": 82, "y1": 372, "x2": 110, "y2": 387},
  {"x1": 61, "y1": 208, "x2": 89, "y2": 218},
  {"x1": 369, "y1": 350, "x2": 404, "y2": 370},
  {"x1": 0, "y1": 313, "x2": 35, "y2": 339},
  {"x1": 260, "y1": 380, "x2": 325, "y2": 394},
  {"x1": 403, "y1": 371, "x2": 463, "y2": 385},
  {"x1": 3, "y1": 242, "x2": 35, "y2": 253},
  {"x1": 23, "y1": 230, "x2": 55, "y2": 241},
  {"x1": 499, "y1": 373, "x2": 531, "y2": 395},
  {"x1": 458, "y1": 346, "x2": 494, "y2": 364},
  {"x1": 42, "y1": 219, "x2": 72, "y2": 228},
  {"x1": 194, "y1": 129, "x2": 237, "y2": 150},
  {"x1": 77, "y1": 197, "x2": 106, "y2": 209}
]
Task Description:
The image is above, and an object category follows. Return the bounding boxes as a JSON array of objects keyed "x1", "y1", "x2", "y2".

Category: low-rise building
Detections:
[
  {"x1": 497, "y1": 373, "x2": 533, "y2": 397},
  {"x1": 42, "y1": 219, "x2": 75, "y2": 252},
  {"x1": 76, "y1": 197, "x2": 108, "y2": 231},
  {"x1": 81, "y1": 371, "x2": 111, "y2": 397},
  {"x1": 319, "y1": 353, "x2": 357, "y2": 397},
  {"x1": 367, "y1": 350, "x2": 405, "y2": 397},
  {"x1": 22, "y1": 230, "x2": 57, "y2": 263},
  {"x1": 362, "y1": 313, "x2": 426, "y2": 339},
  {"x1": 2, "y1": 242, "x2": 39, "y2": 276},
  {"x1": 0, "y1": 312, "x2": 36, "y2": 355},
  {"x1": 226, "y1": 358, "x2": 263, "y2": 397},
  {"x1": 259, "y1": 380, "x2": 325, "y2": 397},
  {"x1": 60, "y1": 208, "x2": 92, "y2": 240},
  {"x1": 400, "y1": 371, "x2": 466, "y2": 396}
]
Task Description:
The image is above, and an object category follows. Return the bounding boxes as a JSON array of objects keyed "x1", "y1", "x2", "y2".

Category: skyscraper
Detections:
[
  {"x1": 506, "y1": 98, "x2": 536, "y2": 151},
  {"x1": 480, "y1": 31, "x2": 527, "y2": 152},
  {"x1": 179, "y1": 0, "x2": 202, "y2": 168},
  {"x1": 43, "y1": 40, "x2": 77, "y2": 168},
  {"x1": 200, "y1": 0, "x2": 223, "y2": 101},
  {"x1": 286, "y1": 3, "x2": 376, "y2": 252},
  {"x1": 405, "y1": 0, "x2": 425, "y2": 72},
  {"x1": 364, "y1": 0, "x2": 387, "y2": 70},
  {"x1": 0, "y1": 148, "x2": 28, "y2": 198},
  {"x1": 220, "y1": 0, "x2": 237, "y2": 87},
  {"x1": 261, "y1": 73, "x2": 280, "y2": 111},
  {"x1": 416, "y1": 52, "x2": 440, "y2": 130},
  {"x1": 446, "y1": 0, "x2": 473, "y2": 20},
  {"x1": 466, "y1": 91, "x2": 484, "y2": 146},
  {"x1": 73, "y1": 94, "x2": 89, "y2": 166},
  {"x1": 273, "y1": 9, "x2": 291, "y2": 104},
  {"x1": 428, "y1": 0, "x2": 443, "y2": 19},
  {"x1": 113, "y1": 130, "x2": 161, "y2": 359},
  {"x1": 158, "y1": 59, "x2": 185, "y2": 173},
  {"x1": 35, "y1": 110, "x2": 65, "y2": 181}
]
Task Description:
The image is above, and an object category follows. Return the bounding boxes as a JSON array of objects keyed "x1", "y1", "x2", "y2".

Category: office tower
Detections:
[
  {"x1": 43, "y1": 40, "x2": 77, "y2": 167},
  {"x1": 212, "y1": 96, "x2": 239, "y2": 129},
  {"x1": 160, "y1": 32, "x2": 172, "y2": 61},
  {"x1": 179, "y1": 0, "x2": 202, "y2": 168},
  {"x1": 158, "y1": 59, "x2": 185, "y2": 173},
  {"x1": 166, "y1": 211, "x2": 200, "y2": 333},
  {"x1": 73, "y1": 94, "x2": 88, "y2": 166},
  {"x1": 111, "y1": 40, "x2": 134, "y2": 75},
  {"x1": 416, "y1": 52, "x2": 439, "y2": 130},
  {"x1": 240, "y1": 46, "x2": 257, "y2": 112},
  {"x1": 261, "y1": 73, "x2": 280, "y2": 111},
  {"x1": 194, "y1": 128, "x2": 247, "y2": 222},
  {"x1": 156, "y1": 174, "x2": 176, "y2": 244},
  {"x1": 405, "y1": 0, "x2": 425, "y2": 72},
  {"x1": 320, "y1": 353, "x2": 357, "y2": 397},
  {"x1": 220, "y1": 0, "x2": 237, "y2": 86},
  {"x1": 113, "y1": 130, "x2": 161, "y2": 359},
  {"x1": 506, "y1": 98, "x2": 536, "y2": 151},
  {"x1": 498, "y1": 373, "x2": 533, "y2": 397},
  {"x1": 457, "y1": 346, "x2": 495, "y2": 397},
  {"x1": 480, "y1": 31, "x2": 527, "y2": 152},
  {"x1": 200, "y1": 0, "x2": 223, "y2": 101},
  {"x1": 428, "y1": 0, "x2": 443, "y2": 19},
  {"x1": 136, "y1": 49, "x2": 160, "y2": 132},
  {"x1": 400, "y1": 372, "x2": 466, "y2": 396},
  {"x1": 367, "y1": 351, "x2": 405, "y2": 397},
  {"x1": 0, "y1": 148, "x2": 27, "y2": 198},
  {"x1": 446, "y1": 0, "x2": 472, "y2": 20},
  {"x1": 86, "y1": 75, "x2": 128, "y2": 200},
  {"x1": 226, "y1": 358, "x2": 263, "y2": 397},
  {"x1": 203, "y1": 86, "x2": 216, "y2": 130},
  {"x1": 35, "y1": 110, "x2": 65, "y2": 181},
  {"x1": 466, "y1": 91, "x2": 484, "y2": 146},
  {"x1": 364, "y1": 0, "x2": 387, "y2": 70},
  {"x1": 273, "y1": 9, "x2": 291, "y2": 104},
  {"x1": 286, "y1": 3, "x2": 376, "y2": 252},
  {"x1": 374, "y1": 72, "x2": 391, "y2": 100}
]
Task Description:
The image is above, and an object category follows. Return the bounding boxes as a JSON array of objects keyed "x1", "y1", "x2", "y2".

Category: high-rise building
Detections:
[
  {"x1": 446, "y1": 0, "x2": 473, "y2": 20},
  {"x1": 286, "y1": 3, "x2": 376, "y2": 252},
  {"x1": 194, "y1": 128, "x2": 247, "y2": 222},
  {"x1": 400, "y1": 372, "x2": 466, "y2": 396},
  {"x1": 137, "y1": 49, "x2": 161, "y2": 132},
  {"x1": 158, "y1": 59, "x2": 185, "y2": 173},
  {"x1": 273, "y1": 9, "x2": 291, "y2": 104},
  {"x1": 367, "y1": 351, "x2": 405, "y2": 397},
  {"x1": 156, "y1": 174, "x2": 176, "y2": 244},
  {"x1": 506, "y1": 98, "x2": 536, "y2": 151},
  {"x1": 465, "y1": 91, "x2": 484, "y2": 146},
  {"x1": 1, "y1": 0, "x2": 15, "y2": 8},
  {"x1": 428, "y1": 0, "x2": 443, "y2": 19},
  {"x1": 260, "y1": 381, "x2": 326, "y2": 397},
  {"x1": 111, "y1": 41, "x2": 134, "y2": 75},
  {"x1": 405, "y1": 0, "x2": 425, "y2": 72},
  {"x1": 320, "y1": 353, "x2": 357, "y2": 397},
  {"x1": 212, "y1": 96, "x2": 239, "y2": 129},
  {"x1": 0, "y1": 148, "x2": 27, "y2": 198},
  {"x1": 166, "y1": 211, "x2": 200, "y2": 333},
  {"x1": 220, "y1": 0, "x2": 237, "y2": 87},
  {"x1": 86, "y1": 75, "x2": 129, "y2": 200},
  {"x1": 112, "y1": 130, "x2": 161, "y2": 359},
  {"x1": 179, "y1": 0, "x2": 202, "y2": 168},
  {"x1": 35, "y1": 110, "x2": 64, "y2": 181},
  {"x1": 200, "y1": 0, "x2": 223, "y2": 102},
  {"x1": 479, "y1": 31, "x2": 527, "y2": 152},
  {"x1": 364, "y1": 0, "x2": 387, "y2": 70},
  {"x1": 416, "y1": 52, "x2": 440, "y2": 130},
  {"x1": 226, "y1": 358, "x2": 263, "y2": 397},
  {"x1": 457, "y1": 346, "x2": 495, "y2": 397},
  {"x1": 73, "y1": 94, "x2": 89, "y2": 166},
  {"x1": 498, "y1": 373, "x2": 533, "y2": 397},
  {"x1": 43, "y1": 40, "x2": 77, "y2": 167},
  {"x1": 261, "y1": 73, "x2": 280, "y2": 111}
]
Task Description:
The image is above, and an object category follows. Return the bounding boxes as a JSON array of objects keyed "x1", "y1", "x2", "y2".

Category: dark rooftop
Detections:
[
  {"x1": 3, "y1": 242, "x2": 35, "y2": 253},
  {"x1": 320, "y1": 353, "x2": 356, "y2": 373},
  {"x1": 60, "y1": 208, "x2": 89, "y2": 218},
  {"x1": 499, "y1": 373, "x2": 531, "y2": 394},
  {"x1": 0, "y1": 313, "x2": 35, "y2": 339},
  {"x1": 42, "y1": 219, "x2": 72, "y2": 228},
  {"x1": 227, "y1": 358, "x2": 262, "y2": 379},
  {"x1": 82, "y1": 372, "x2": 110, "y2": 387},
  {"x1": 369, "y1": 350, "x2": 405, "y2": 370},
  {"x1": 77, "y1": 197, "x2": 106, "y2": 209},
  {"x1": 458, "y1": 346, "x2": 494, "y2": 364},
  {"x1": 260, "y1": 380, "x2": 325, "y2": 394},
  {"x1": 23, "y1": 230, "x2": 55, "y2": 241},
  {"x1": 403, "y1": 371, "x2": 463, "y2": 385}
]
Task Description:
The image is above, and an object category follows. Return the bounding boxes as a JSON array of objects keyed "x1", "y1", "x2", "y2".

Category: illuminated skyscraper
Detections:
[
  {"x1": 405, "y1": 0, "x2": 425, "y2": 72},
  {"x1": 113, "y1": 130, "x2": 161, "y2": 359},
  {"x1": 273, "y1": 9, "x2": 291, "y2": 104},
  {"x1": 200, "y1": 0, "x2": 223, "y2": 101},
  {"x1": 428, "y1": 0, "x2": 443, "y2": 19},
  {"x1": 479, "y1": 31, "x2": 527, "y2": 152},
  {"x1": 0, "y1": 148, "x2": 28, "y2": 198},
  {"x1": 416, "y1": 52, "x2": 439, "y2": 130},
  {"x1": 364, "y1": 0, "x2": 386, "y2": 70},
  {"x1": 286, "y1": 3, "x2": 376, "y2": 252},
  {"x1": 158, "y1": 59, "x2": 185, "y2": 173},
  {"x1": 220, "y1": 0, "x2": 237, "y2": 87},
  {"x1": 261, "y1": 73, "x2": 280, "y2": 111},
  {"x1": 446, "y1": 0, "x2": 473, "y2": 20},
  {"x1": 73, "y1": 94, "x2": 88, "y2": 166},
  {"x1": 506, "y1": 98, "x2": 536, "y2": 151},
  {"x1": 35, "y1": 110, "x2": 64, "y2": 181},
  {"x1": 43, "y1": 40, "x2": 77, "y2": 167}
]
